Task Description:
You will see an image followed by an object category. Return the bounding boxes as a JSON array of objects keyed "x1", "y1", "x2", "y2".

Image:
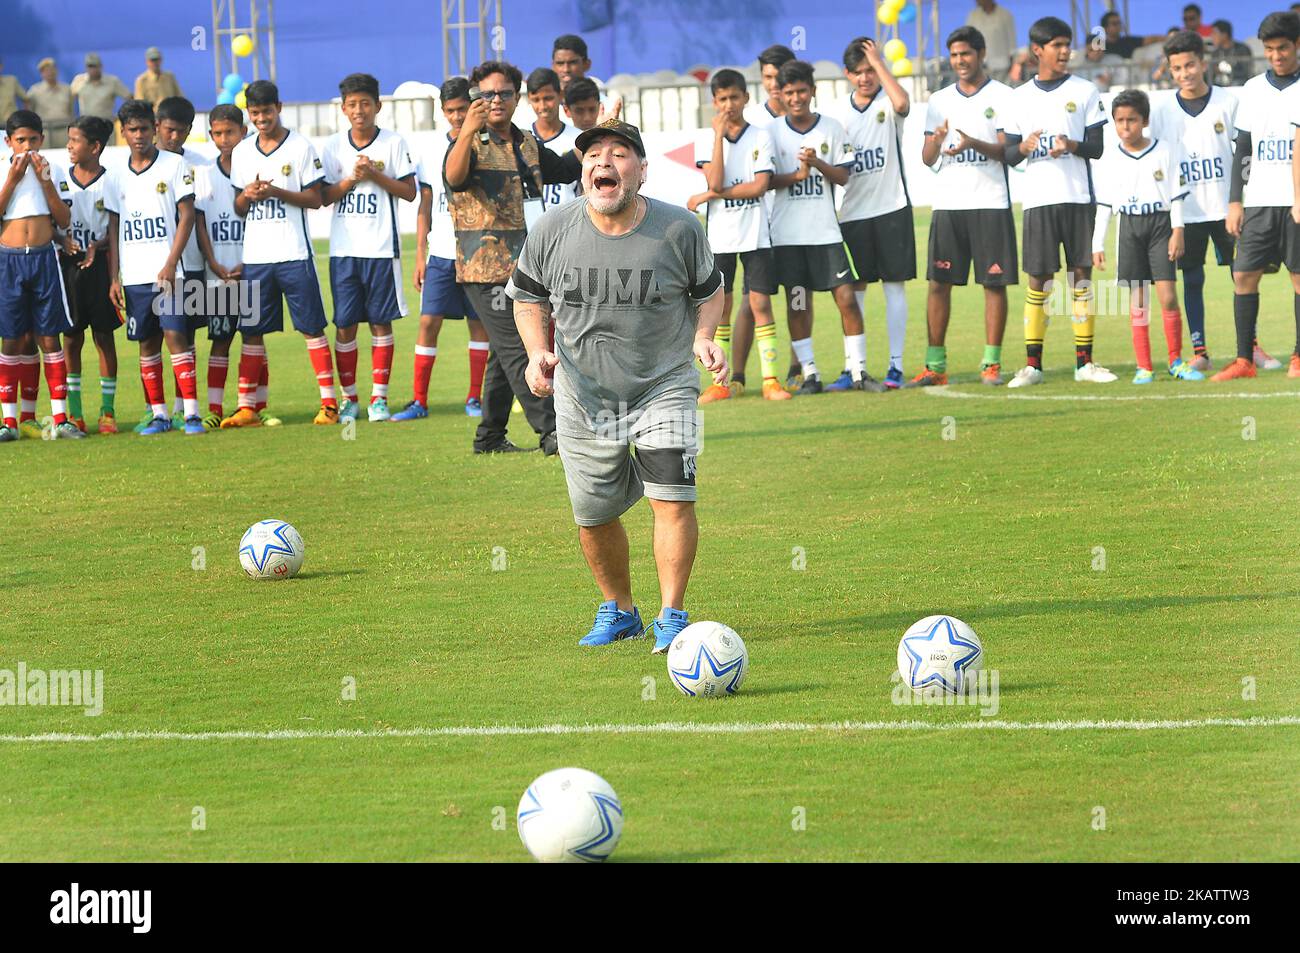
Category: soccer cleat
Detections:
[
  {"x1": 258, "y1": 409, "x2": 283, "y2": 427},
  {"x1": 314, "y1": 404, "x2": 340, "y2": 425},
  {"x1": 183, "y1": 415, "x2": 206, "y2": 435},
  {"x1": 19, "y1": 420, "x2": 42, "y2": 440},
  {"x1": 578, "y1": 600, "x2": 643, "y2": 646},
  {"x1": 884, "y1": 367, "x2": 904, "y2": 389},
  {"x1": 1289, "y1": 354, "x2": 1300, "y2": 378},
  {"x1": 1210, "y1": 357, "x2": 1257, "y2": 381},
  {"x1": 72, "y1": 417, "x2": 86, "y2": 433},
  {"x1": 980, "y1": 363, "x2": 1004, "y2": 386},
  {"x1": 1168, "y1": 359, "x2": 1205, "y2": 381},
  {"x1": 853, "y1": 374, "x2": 887, "y2": 392},
  {"x1": 390, "y1": 400, "x2": 428, "y2": 422},
  {"x1": 220, "y1": 407, "x2": 262, "y2": 429},
  {"x1": 54, "y1": 420, "x2": 86, "y2": 439},
  {"x1": 0, "y1": 426, "x2": 15, "y2": 442},
  {"x1": 201, "y1": 411, "x2": 222, "y2": 431},
  {"x1": 651, "y1": 607, "x2": 690, "y2": 655},
  {"x1": 138, "y1": 415, "x2": 173, "y2": 435},
  {"x1": 367, "y1": 397, "x2": 391, "y2": 422},
  {"x1": 824, "y1": 370, "x2": 855, "y2": 392},
  {"x1": 1007, "y1": 366, "x2": 1044, "y2": 388},
  {"x1": 1189, "y1": 354, "x2": 1213, "y2": 373},
  {"x1": 1133, "y1": 368, "x2": 1155, "y2": 385},
  {"x1": 761, "y1": 379, "x2": 793, "y2": 401},
  {"x1": 728, "y1": 380, "x2": 745, "y2": 399},
  {"x1": 464, "y1": 397, "x2": 482, "y2": 417},
  {"x1": 1074, "y1": 362, "x2": 1117, "y2": 383},
  {"x1": 171, "y1": 413, "x2": 185, "y2": 430},
  {"x1": 338, "y1": 398, "x2": 360, "y2": 423},
  {"x1": 473, "y1": 439, "x2": 533, "y2": 454},
  {"x1": 904, "y1": 369, "x2": 948, "y2": 388},
  {"x1": 96, "y1": 413, "x2": 118, "y2": 435},
  {"x1": 1253, "y1": 343, "x2": 1282, "y2": 370},
  {"x1": 796, "y1": 373, "x2": 823, "y2": 395},
  {"x1": 698, "y1": 383, "x2": 731, "y2": 403},
  {"x1": 133, "y1": 410, "x2": 153, "y2": 434}
]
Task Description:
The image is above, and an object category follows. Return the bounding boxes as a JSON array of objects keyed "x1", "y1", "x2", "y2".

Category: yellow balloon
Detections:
[
  {"x1": 235, "y1": 89, "x2": 247, "y2": 109},
  {"x1": 883, "y1": 38, "x2": 908, "y2": 62},
  {"x1": 891, "y1": 58, "x2": 914, "y2": 77},
  {"x1": 232, "y1": 34, "x2": 254, "y2": 57},
  {"x1": 878, "y1": 6, "x2": 899, "y2": 24},
  {"x1": 886, "y1": 0, "x2": 906, "y2": 11}
]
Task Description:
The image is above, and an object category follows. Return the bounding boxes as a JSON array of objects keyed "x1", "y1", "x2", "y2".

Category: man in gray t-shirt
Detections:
[{"x1": 506, "y1": 119, "x2": 727, "y2": 653}]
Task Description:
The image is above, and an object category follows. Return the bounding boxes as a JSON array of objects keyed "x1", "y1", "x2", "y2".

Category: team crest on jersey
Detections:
[
  {"x1": 182, "y1": 171, "x2": 194, "y2": 185},
  {"x1": 58, "y1": 180, "x2": 69, "y2": 192},
  {"x1": 95, "y1": 199, "x2": 104, "y2": 210},
  {"x1": 374, "y1": 160, "x2": 385, "y2": 171},
  {"x1": 313, "y1": 158, "x2": 323, "y2": 169},
  {"x1": 156, "y1": 181, "x2": 167, "y2": 194},
  {"x1": 1153, "y1": 169, "x2": 1164, "y2": 181},
  {"x1": 984, "y1": 107, "x2": 995, "y2": 119},
  {"x1": 876, "y1": 110, "x2": 886, "y2": 123},
  {"x1": 752, "y1": 149, "x2": 759, "y2": 160},
  {"x1": 1214, "y1": 121, "x2": 1225, "y2": 133},
  {"x1": 1065, "y1": 101, "x2": 1077, "y2": 113},
  {"x1": 281, "y1": 163, "x2": 292, "y2": 176},
  {"x1": 820, "y1": 142, "x2": 829, "y2": 154}
]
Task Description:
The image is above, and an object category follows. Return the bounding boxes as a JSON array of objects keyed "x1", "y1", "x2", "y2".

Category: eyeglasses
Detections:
[{"x1": 479, "y1": 89, "x2": 516, "y2": 102}]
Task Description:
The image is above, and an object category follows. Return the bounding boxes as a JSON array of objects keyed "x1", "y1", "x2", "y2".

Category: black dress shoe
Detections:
[
  {"x1": 540, "y1": 431, "x2": 559, "y2": 456},
  {"x1": 473, "y1": 439, "x2": 535, "y2": 454}
]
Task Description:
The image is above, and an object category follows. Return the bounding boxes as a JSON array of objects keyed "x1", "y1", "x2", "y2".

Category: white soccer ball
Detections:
[
  {"x1": 517, "y1": 767, "x2": 623, "y2": 863},
  {"x1": 667, "y1": 621, "x2": 748, "y2": 697},
  {"x1": 238, "y1": 519, "x2": 305, "y2": 580},
  {"x1": 896, "y1": 614, "x2": 983, "y2": 695}
]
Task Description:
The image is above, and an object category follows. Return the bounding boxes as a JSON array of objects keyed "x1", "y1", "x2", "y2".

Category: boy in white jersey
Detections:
[
  {"x1": 1149, "y1": 31, "x2": 1237, "y2": 373},
  {"x1": 687, "y1": 68, "x2": 790, "y2": 403},
  {"x1": 1215, "y1": 11, "x2": 1300, "y2": 381},
  {"x1": 60, "y1": 115, "x2": 120, "y2": 432},
  {"x1": 392, "y1": 77, "x2": 491, "y2": 421},
  {"x1": 223, "y1": 80, "x2": 338, "y2": 427},
  {"x1": 830, "y1": 37, "x2": 914, "y2": 390},
  {"x1": 320, "y1": 73, "x2": 417, "y2": 423},
  {"x1": 0, "y1": 109, "x2": 79, "y2": 441},
  {"x1": 768, "y1": 59, "x2": 876, "y2": 394},
  {"x1": 103, "y1": 99, "x2": 200, "y2": 435},
  {"x1": 528, "y1": 68, "x2": 579, "y2": 214},
  {"x1": 910, "y1": 26, "x2": 1017, "y2": 389},
  {"x1": 1092, "y1": 90, "x2": 1201, "y2": 385},
  {"x1": 1003, "y1": 16, "x2": 1115, "y2": 387}
]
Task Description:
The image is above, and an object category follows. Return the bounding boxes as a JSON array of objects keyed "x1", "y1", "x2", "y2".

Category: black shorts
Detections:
[
  {"x1": 1116, "y1": 212, "x2": 1176, "y2": 283},
  {"x1": 1022, "y1": 203, "x2": 1095, "y2": 276},
  {"x1": 1232, "y1": 206, "x2": 1300, "y2": 274},
  {"x1": 716, "y1": 248, "x2": 776, "y2": 296},
  {"x1": 773, "y1": 243, "x2": 854, "y2": 293},
  {"x1": 926, "y1": 208, "x2": 1018, "y2": 286},
  {"x1": 1180, "y1": 219, "x2": 1233, "y2": 270},
  {"x1": 59, "y1": 252, "x2": 120, "y2": 334},
  {"x1": 842, "y1": 206, "x2": 917, "y2": 283}
]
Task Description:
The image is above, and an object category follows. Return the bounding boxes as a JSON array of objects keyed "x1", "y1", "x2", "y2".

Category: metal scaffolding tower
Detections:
[
  {"x1": 212, "y1": 0, "x2": 277, "y2": 93},
  {"x1": 442, "y1": 0, "x2": 504, "y2": 80}
]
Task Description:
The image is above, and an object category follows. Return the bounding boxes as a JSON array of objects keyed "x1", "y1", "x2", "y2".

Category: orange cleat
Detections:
[
  {"x1": 72, "y1": 417, "x2": 86, "y2": 433},
  {"x1": 96, "y1": 413, "x2": 117, "y2": 435},
  {"x1": 221, "y1": 407, "x2": 262, "y2": 429},
  {"x1": 980, "y1": 363, "x2": 1004, "y2": 386},
  {"x1": 1290, "y1": 354, "x2": 1300, "y2": 378},
  {"x1": 1210, "y1": 357, "x2": 1257, "y2": 382},
  {"x1": 903, "y1": 368, "x2": 948, "y2": 388},
  {"x1": 762, "y1": 379, "x2": 793, "y2": 401},
  {"x1": 313, "y1": 403, "x2": 340, "y2": 425},
  {"x1": 698, "y1": 383, "x2": 731, "y2": 404}
]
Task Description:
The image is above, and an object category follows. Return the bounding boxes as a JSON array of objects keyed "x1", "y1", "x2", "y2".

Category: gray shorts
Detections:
[{"x1": 556, "y1": 376, "x2": 701, "y2": 526}]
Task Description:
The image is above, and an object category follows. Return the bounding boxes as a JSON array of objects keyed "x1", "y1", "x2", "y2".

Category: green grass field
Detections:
[{"x1": 2, "y1": 209, "x2": 1298, "y2": 861}]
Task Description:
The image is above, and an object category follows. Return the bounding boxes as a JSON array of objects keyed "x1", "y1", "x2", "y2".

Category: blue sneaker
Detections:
[
  {"x1": 183, "y1": 415, "x2": 205, "y2": 435},
  {"x1": 1168, "y1": 359, "x2": 1205, "y2": 381},
  {"x1": 652, "y1": 607, "x2": 690, "y2": 655},
  {"x1": 465, "y1": 397, "x2": 482, "y2": 417},
  {"x1": 1133, "y1": 368, "x2": 1155, "y2": 385},
  {"x1": 390, "y1": 400, "x2": 428, "y2": 421},
  {"x1": 339, "y1": 398, "x2": 360, "y2": 423},
  {"x1": 823, "y1": 370, "x2": 854, "y2": 391},
  {"x1": 885, "y1": 367, "x2": 904, "y2": 389},
  {"x1": 579, "y1": 600, "x2": 643, "y2": 647},
  {"x1": 139, "y1": 415, "x2": 173, "y2": 435}
]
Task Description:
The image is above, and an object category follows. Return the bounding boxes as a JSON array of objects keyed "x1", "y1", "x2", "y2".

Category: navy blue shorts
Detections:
[
  {"x1": 204, "y1": 277, "x2": 247, "y2": 341},
  {"x1": 0, "y1": 243, "x2": 71, "y2": 339},
  {"x1": 124, "y1": 282, "x2": 192, "y2": 341},
  {"x1": 240, "y1": 259, "x2": 328, "y2": 337},
  {"x1": 419, "y1": 255, "x2": 476, "y2": 320},
  {"x1": 330, "y1": 256, "x2": 407, "y2": 328}
]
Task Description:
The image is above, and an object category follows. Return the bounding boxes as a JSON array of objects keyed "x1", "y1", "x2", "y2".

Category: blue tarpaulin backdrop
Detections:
[{"x1": 0, "y1": 1, "x2": 1282, "y2": 107}]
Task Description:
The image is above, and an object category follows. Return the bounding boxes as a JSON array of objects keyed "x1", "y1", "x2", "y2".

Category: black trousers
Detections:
[{"x1": 463, "y1": 282, "x2": 555, "y2": 451}]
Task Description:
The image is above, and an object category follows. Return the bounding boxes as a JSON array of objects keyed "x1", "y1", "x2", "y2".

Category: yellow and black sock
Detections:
[
  {"x1": 1073, "y1": 286, "x2": 1094, "y2": 368},
  {"x1": 756, "y1": 323, "x2": 779, "y2": 384},
  {"x1": 1024, "y1": 288, "x2": 1048, "y2": 369},
  {"x1": 715, "y1": 323, "x2": 732, "y2": 375}
]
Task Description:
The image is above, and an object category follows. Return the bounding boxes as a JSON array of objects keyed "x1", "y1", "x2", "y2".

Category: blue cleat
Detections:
[
  {"x1": 885, "y1": 367, "x2": 905, "y2": 389},
  {"x1": 823, "y1": 370, "x2": 854, "y2": 391},
  {"x1": 338, "y1": 398, "x2": 360, "y2": 423},
  {"x1": 579, "y1": 600, "x2": 643, "y2": 647},
  {"x1": 139, "y1": 415, "x2": 173, "y2": 435},
  {"x1": 1168, "y1": 359, "x2": 1205, "y2": 381},
  {"x1": 1133, "y1": 368, "x2": 1155, "y2": 385},
  {"x1": 390, "y1": 400, "x2": 428, "y2": 421},
  {"x1": 651, "y1": 607, "x2": 690, "y2": 655},
  {"x1": 184, "y1": 415, "x2": 206, "y2": 435},
  {"x1": 465, "y1": 397, "x2": 482, "y2": 417}
]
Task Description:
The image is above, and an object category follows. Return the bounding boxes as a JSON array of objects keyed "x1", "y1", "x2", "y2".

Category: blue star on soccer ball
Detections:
[
  {"x1": 240, "y1": 521, "x2": 296, "y2": 574},
  {"x1": 570, "y1": 792, "x2": 622, "y2": 862},
  {"x1": 900, "y1": 616, "x2": 981, "y2": 693},
  {"x1": 669, "y1": 642, "x2": 745, "y2": 696}
]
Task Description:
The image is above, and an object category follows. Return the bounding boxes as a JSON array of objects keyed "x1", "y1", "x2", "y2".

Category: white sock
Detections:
[
  {"x1": 844, "y1": 334, "x2": 866, "y2": 380},
  {"x1": 791, "y1": 337, "x2": 817, "y2": 379},
  {"x1": 884, "y1": 282, "x2": 907, "y2": 372},
  {"x1": 183, "y1": 397, "x2": 200, "y2": 417}
]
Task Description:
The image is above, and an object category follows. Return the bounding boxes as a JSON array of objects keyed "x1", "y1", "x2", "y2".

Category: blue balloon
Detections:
[
  {"x1": 223, "y1": 72, "x2": 244, "y2": 92},
  {"x1": 898, "y1": 2, "x2": 916, "y2": 24},
  {"x1": 217, "y1": 89, "x2": 236, "y2": 105}
]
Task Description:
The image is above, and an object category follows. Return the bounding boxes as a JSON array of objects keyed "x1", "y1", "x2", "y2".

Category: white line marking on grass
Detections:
[
  {"x1": 2, "y1": 716, "x2": 1297, "y2": 744},
  {"x1": 924, "y1": 387, "x2": 1300, "y2": 402}
]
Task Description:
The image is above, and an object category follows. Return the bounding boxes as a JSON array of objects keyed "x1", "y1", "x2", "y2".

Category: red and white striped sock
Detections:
[
  {"x1": 255, "y1": 358, "x2": 269, "y2": 412},
  {"x1": 0, "y1": 354, "x2": 19, "y2": 427},
  {"x1": 207, "y1": 354, "x2": 230, "y2": 414},
  {"x1": 1162, "y1": 309, "x2": 1183, "y2": 366},
  {"x1": 371, "y1": 333, "x2": 394, "y2": 401},
  {"x1": 139, "y1": 353, "x2": 167, "y2": 417},
  {"x1": 306, "y1": 336, "x2": 337, "y2": 406},
  {"x1": 335, "y1": 337, "x2": 359, "y2": 400},
  {"x1": 467, "y1": 340, "x2": 489, "y2": 402},
  {"x1": 42, "y1": 349, "x2": 69, "y2": 425},
  {"x1": 169, "y1": 349, "x2": 200, "y2": 418},
  {"x1": 236, "y1": 344, "x2": 266, "y2": 410},
  {"x1": 18, "y1": 352, "x2": 39, "y2": 421},
  {"x1": 413, "y1": 345, "x2": 437, "y2": 406}
]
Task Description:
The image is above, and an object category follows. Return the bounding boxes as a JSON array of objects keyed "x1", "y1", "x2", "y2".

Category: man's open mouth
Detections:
[{"x1": 592, "y1": 174, "x2": 619, "y2": 193}]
